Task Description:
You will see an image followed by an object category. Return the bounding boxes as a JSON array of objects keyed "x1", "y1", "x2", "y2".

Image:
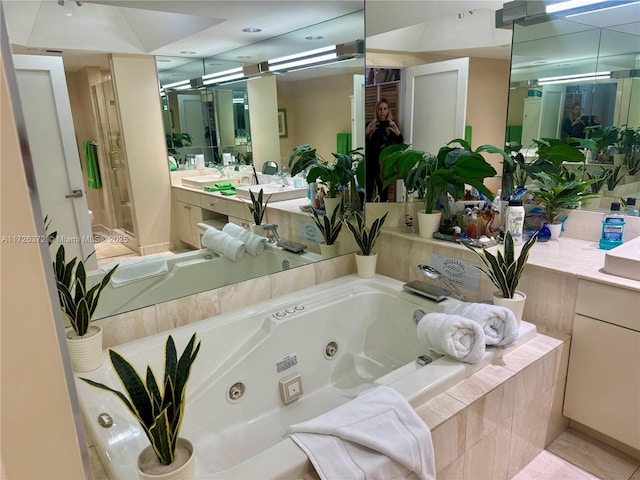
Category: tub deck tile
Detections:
[
  {"x1": 416, "y1": 392, "x2": 466, "y2": 430},
  {"x1": 446, "y1": 364, "x2": 515, "y2": 406}
]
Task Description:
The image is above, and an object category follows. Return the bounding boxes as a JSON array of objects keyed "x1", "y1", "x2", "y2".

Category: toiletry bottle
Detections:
[
  {"x1": 505, "y1": 199, "x2": 525, "y2": 245},
  {"x1": 599, "y1": 202, "x2": 625, "y2": 250},
  {"x1": 625, "y1": 197, "x2": 639, "y2": 217},
  {"x1": 403, "y1": 189, "x2": 415, "y2": 233}
]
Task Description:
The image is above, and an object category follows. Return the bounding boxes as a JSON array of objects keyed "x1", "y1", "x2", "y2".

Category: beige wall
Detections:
[
  {"x1": 1, "y1": 47, "x2": 87, "y2": 479},
  {"x1": 110, "y1": 54, "x2": 171, "y2": 254},
  {"x1": 248, "y1": 75, "x2": 281, "y2": 169},
  {"x1": 277, "y1": 72, "x2": 354, "y2": 166}
]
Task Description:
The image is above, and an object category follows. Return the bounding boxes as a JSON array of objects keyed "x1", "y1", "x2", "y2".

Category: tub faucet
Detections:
[
  {"x1": 417, "y1": 265, "x2": 465, "y2": 301},
  {"x1": 262, "y1": 224, "x2": 281, "y2": 245}
]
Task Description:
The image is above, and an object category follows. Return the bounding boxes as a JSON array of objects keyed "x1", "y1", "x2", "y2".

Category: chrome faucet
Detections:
[
  {"x1": 417, "y1": 265, "x2": 465, "y2": 301},
  {"x1": 262, "y1": 224, "x2": 281, "y2": 245}
]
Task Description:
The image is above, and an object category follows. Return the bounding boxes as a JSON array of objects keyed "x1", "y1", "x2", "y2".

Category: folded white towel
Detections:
[
  {"x1": 201, "y1": 227, "x2": 245, "y2": 261},
  {"x1": 290, "y1": 385, "x2": 435, "y2": 480},
  {"x1": 104, "y1": 255, "x2": 168, "y2": 288},
  {"x1": 417, "y1": 313, "x2": 486, "y2": 363},
  {"x1": 222, "y1": 223, "x2": 267, "y2": 256},
  {"x1": 443, "y1": 300, "x2": 519, "y2": 347}
]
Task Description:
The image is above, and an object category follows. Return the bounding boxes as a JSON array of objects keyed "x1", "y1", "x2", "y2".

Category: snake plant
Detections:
[
  {"x1": 344, "y1": 211, "x2": 388, "y2": 256},
  {"x1": 310, "y1": 205, "x2": 343, "y2": 246},
  {"x1": 464, "y1": 231, "x2": 537, "y2": 299},
  {"x1": 81, "y1": 333, "x2": 201, "y2": 466},
  {"x1": 247, "y1": 188, "x2": 271, "y2": 225}
]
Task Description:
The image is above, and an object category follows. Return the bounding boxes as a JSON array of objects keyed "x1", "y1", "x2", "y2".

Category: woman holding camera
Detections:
[{"x1": 365, "y1": 99, "x2": 403, "y2": 202}]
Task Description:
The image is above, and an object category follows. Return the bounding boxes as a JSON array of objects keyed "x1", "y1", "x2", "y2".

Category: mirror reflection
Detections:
[
  {"x1": 505, "y1": 3, "x2": 640, "y2": 209},
  {"x1": 4, "y1": 2, "x2": 365, "y2": 319}
]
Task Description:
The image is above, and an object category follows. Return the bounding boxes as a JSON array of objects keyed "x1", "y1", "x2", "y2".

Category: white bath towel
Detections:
[
  {"x1": 443, "y1": 300, "x2": 519, "y2": 347},
  {"x1": 417, "y1": 312, "x2": 486, "y2": 364},
  {"x1": 222, "y1": 223, "x2": 267, "y2": 256},
  {"x1": 290, "y1": 385, "x2": 435, "y2": 480},
  {"x1": 201, "y1": 227, "x2": 245, "y2": 261},
  {"x1": 104, "y1": 255, "x2": 168, "y2": 288}
]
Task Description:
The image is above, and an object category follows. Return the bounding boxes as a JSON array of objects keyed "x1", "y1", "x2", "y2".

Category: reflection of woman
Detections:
[
  {"x1": 365, "y1": 99, "x2": 403, "y2": 202},
  {"x1": 562, "y1": 103, "x2": 598, "y2": 139}
]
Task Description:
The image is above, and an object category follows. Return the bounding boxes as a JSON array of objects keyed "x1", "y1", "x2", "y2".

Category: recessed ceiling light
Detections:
[
  {"x1": 242, "y1": 27, "x2": 262, "y2": 33},
  {"x1": 157, "y1": 59, "x2": 172, "y2": 63},
  {"x1": 305, "y1": 35, "x2": 324, "y2": 40},
  {"x1": 179, "y1": 51, "x2": 197, "y2": 55},
  {"x1": 237, "y1": 55, "x2": 252, "y2": 59}
]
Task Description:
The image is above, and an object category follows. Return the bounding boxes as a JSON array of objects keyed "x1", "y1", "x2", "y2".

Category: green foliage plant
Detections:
[
  {"x1": 289, "y1": 144, "x2": 363, "y2": 198},
  {"x1": 464, "y1": 231, "x2": 537, "y2": 299},
  {"x1": 310, "y1": 206, "x2": 343, "y2": 246},
  {"x1": 81, "y1": 333, "x2": 201, "y2": 466},
  {"x1": 344, "y1": 211, "x2": 388, "y2": 256},
  {"x1": 530, "y1": 171, "x2": 600, "y2": 224},
  {"x1": 247, "y1": 188, "x2": 272, "y2": 225}
]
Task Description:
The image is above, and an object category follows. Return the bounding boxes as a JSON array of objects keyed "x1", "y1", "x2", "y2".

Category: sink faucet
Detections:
[
  {"x1": 417, "y1": 265, "x2": 465, "y2": 301},
  {"x1": 262, "y1": 224, "x2": 281, "y2": 245}
]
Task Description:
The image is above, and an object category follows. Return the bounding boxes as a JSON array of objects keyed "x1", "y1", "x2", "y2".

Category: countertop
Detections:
[{"x1": 384, "y1": 229, "x2": 640, "y2": 292}]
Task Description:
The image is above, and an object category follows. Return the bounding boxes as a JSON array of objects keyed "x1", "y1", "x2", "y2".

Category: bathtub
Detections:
[
  {"x1": 90, "y1": 244, "x2": 322, "y2": 319},
  {"x1": 76, "y1": 274, "x2": 537, "y2": 479}
]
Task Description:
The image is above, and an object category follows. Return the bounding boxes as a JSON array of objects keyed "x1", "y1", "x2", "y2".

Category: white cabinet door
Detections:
[
  {"x1": 521, "y1": 98, "x2": 541, "y2": 148},
  {"x1": 564, "y1": 314, "x2": 640, "y2": 450}
]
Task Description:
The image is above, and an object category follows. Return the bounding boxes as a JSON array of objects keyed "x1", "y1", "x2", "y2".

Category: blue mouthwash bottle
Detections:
[{"x1": 599, "y1": 202, "x2": 625, "y2": 250}]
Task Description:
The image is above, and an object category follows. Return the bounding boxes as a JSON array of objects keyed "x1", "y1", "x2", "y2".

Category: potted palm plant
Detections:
[
  {"x1": 310, "y1": 206, "x2": 343, "y2": 258},
  {"x1": 50, "y1": 226, "x2": 118, "y2": 372},
  {"x1": 247, "y1": 188, "x2": 272, "y2": 235},
  {"x1": 344, "y1": 211, "x2": 388, "y2": 278},
  {"x1": 530, "y1": 171, "x2": 599, "y2": 239},
  {"x1": 289, "y1": 144, "x2": 362, "y2": 218},
  {"x1": 464, "y1": 231, "x2": 537, "y2": 323},
  {"x1": 81, "y1": 333, "x2": 200, "y2": 479}
]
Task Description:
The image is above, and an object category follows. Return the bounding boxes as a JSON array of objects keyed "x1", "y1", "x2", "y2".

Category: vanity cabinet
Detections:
[
  {"x1": 174, "y1": 189, "x2": 203, "y2": 248},
  {"x1": 564, "y1": 280, "x2": 640, "y2": 450}
]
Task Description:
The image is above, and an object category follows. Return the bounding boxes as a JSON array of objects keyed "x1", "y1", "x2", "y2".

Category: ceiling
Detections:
[{"x1": 3, "y1": 0, "x2": 513, "y2": 76}]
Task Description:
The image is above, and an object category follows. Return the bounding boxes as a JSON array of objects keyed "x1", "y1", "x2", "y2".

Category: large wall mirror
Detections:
[
  {"x1": 4, "y1": 1, "x2": 364, "y2": 320},
  {"x1": 505, "y1": 2, "x2": 640, "y2": 208}
]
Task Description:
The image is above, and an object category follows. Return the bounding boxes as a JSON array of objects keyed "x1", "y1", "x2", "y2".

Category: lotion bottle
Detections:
[
  {"x1": 599, "y1": 202, "x2": 625, "y2": 250},
  {"x1": 505, "y1": 199, "x2": 525, "y2": 245}
]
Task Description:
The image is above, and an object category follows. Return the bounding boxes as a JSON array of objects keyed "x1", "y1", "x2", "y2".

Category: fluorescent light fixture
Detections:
[
  {"x1": 268, "y1": 45, "x2": 336, "y2": 65},
  {"x1": 269, "y1": 53, "x2": 338, "y2": 72},
  {"x1": 202, "y1": 73, "x2": 245, "y2": 85},
  {"x1": 201, "y1": 67, "x2": 244, "y2": 81},
  {"x1": 538, "y1": 71, "x2": 611, "y2": 85},
  {"x1": 162, "y1": 79, "x2": 190, "y2": 89},
  {"x1": 565, "y1": 0, "x2": 640, "y2": 16},
  {"x1": 173, "y1": 84, "x2": 194, "y2": 91},
  {"x1": 545, "y1": 0, "x2": 606, "y2": 14}
]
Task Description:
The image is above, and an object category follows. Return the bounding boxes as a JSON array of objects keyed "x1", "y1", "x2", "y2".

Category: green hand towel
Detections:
[
  {"x1": 337, "y1": 133, "x2": 352, "y2": 154},
  {"x1": 219, "y1": 189, "x2": 236, "y2": 196},
  {"x1": 83, "y1": 140, "x2": 102, "y2": 189}
]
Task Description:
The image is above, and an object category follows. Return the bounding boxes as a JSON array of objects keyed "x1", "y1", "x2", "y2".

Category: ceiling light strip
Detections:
[
  {"x1": 565, "y1": 0, "x2": 640, "y2": 16},
  {"x1": 545, "y1": 0, "x2": 607, "y2": 14},
  {"x1": 202, "y1": 67, "x2": 244, "y2": 81},
  {"x1": 202, "y1": 73, "x2": 245, "y2": 85},
  {"x1": 162, "y1": 79, "x2": 191, "y2": 89},
  {"x1": 268, "y1": 45, "x2": 337, "y2": 65},
  {"x1": 539, "y1": 71, "x2": 611, "y2": 82},
  {"x1": 538, "y1": 74, "x2": 611, "y2": 85},
  {"x1": 269, "y1": 53, "x2": 338, "y2": 72}
]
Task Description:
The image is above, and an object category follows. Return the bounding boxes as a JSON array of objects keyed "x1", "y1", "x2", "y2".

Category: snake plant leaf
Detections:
[
  {"x1": 109, "y1": 349, "x2": 154, "y2": 427},
  {"x1": 146, "y1": 366, "x2": 162, "y2": 413},
  {"x1": 148, "y1": 407, "x2": 174, "y2": 465},
  {"x1": 80, "y1": 377, "x2": 137, "y2": 417},
  {"x1": 504, "y1": 231, "x2": 515, "y2": 265},
  {"x1": 74, "y1": 297, "x2": 90, "y2": 336},
  {"x1": 164, "y1": 336, "x2": 178, "y2": 395},
  {"x1": 174, "y1": 334, "x2": 200, "y2": 400}
]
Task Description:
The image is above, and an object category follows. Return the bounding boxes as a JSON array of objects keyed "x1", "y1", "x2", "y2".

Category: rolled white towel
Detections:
[
  {"x1": 417, "y1": 313, "x2": 486, "y2": 364},
  {"x1": 201, "y1": 227, "x2": 245, "y2": 261},
  {"x1": 222, "y1": 223, "x2": 267, "y2": 256},
  {"x1": 443, "y1": 300, "x2": 518, "y2": 347}
]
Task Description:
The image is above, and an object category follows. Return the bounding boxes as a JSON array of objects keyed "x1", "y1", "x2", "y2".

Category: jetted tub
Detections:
[
  {"x1": 90, "y1": 245, "x2": 322, "y2": 319},
  {"x1": 76, "y1": 274, "x2": 537, "y2": 479}
]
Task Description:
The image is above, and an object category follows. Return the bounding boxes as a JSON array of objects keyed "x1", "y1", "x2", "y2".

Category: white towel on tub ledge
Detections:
[
  {"x1": 289, "y1": 385, "x2": 435, "y2": 480},
  {"x1": 201, "y1": 227, "x2": 246, "y2": 261},
  {"x1": 417, "y1": 312, "x2": 486, "y2": 363},
  {"x1": 443, "y1": 299, "x2": 519, "y2": 347},
  {"x1": 222, "y1": 222, "x2": 266, "y2": 256}
]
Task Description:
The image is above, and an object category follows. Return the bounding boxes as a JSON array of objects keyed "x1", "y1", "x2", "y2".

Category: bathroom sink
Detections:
[
  {"x1": 603, "y1": 235, "x2": 640, "y2": 281},
  {"x1": 181, "y1": 176, "x2": 239, "y2": 188},
  {"x1": 235, "y1": 184, "x2": 307, "y2": 202}
]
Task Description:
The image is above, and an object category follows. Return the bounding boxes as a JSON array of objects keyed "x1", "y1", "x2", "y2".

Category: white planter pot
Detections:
[
  {"x1": 323, "y1": 196, "x2": 341, "y2": 219},
  {"x1": 547, "y1": 222, "x2": 562, "y2": 240},
  {"x1": 417, "y1": 210, "x2": 441, "y2": 238},
  {"x1": 492, "y1": 290, "x2": 526, "y2": 325},
  {"x1": 355, "y1": 252, "x2": 378, "y2": 279},
  {"x1": 319, "y1": 242, "x2": 340, "y2": 258},
  {"x1": 66, "y1": 325, "x2": 103, "y2": 373},
  {"x1": 137, "y1": 438, "x2": 195, "y2": 480},
  {"x1": 250, "y1": 224, "x2": 265, "y2": 236}
]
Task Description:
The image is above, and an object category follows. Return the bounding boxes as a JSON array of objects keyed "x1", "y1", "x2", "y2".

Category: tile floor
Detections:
[{"x1": 515, "y1": 429, "x2": 640, "y2": 480}]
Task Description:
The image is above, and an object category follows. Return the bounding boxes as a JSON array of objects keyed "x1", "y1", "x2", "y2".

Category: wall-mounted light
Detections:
[
  {"x1": 268, "y1": 45, "x2": 338, "y2": 72},
  {"x1": 545, "y1": 0, "x2": 607, "y2": 14},
  {"x1": 201, "y1": 67, "x2": 246, "y2": 86},
  {"x1": 538, "y1": 71, "x2": 611, "y2": 85}
]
